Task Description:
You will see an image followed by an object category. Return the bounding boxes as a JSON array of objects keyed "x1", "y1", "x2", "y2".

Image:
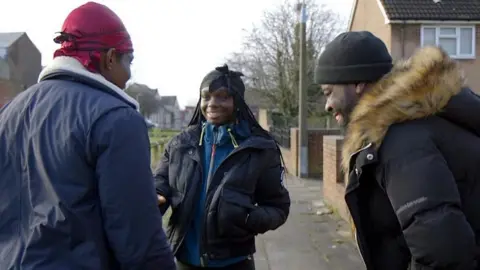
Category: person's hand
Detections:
[{"x1": 157, "y1": 195, "x2": 167, "y2": 205}]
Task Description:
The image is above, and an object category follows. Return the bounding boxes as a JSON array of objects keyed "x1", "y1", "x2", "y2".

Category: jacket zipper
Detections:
[
  {"x1": 199, "y1": 137, "x2": 263, "y2": 266},
  {"x1": 200, "y1": 128, "x2": 218, "y2": 266},
  {"x1": 346, "y1": 142, "x2": 373, "y2": 268}
]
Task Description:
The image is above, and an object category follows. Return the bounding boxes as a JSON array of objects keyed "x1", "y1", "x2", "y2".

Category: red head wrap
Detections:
[{"x1": 53, "y1": 2, "x2": 133, "y2": 73}]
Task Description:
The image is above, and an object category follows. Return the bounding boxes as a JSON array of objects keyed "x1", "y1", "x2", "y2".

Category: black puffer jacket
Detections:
[
  {"x1": 154, "y1": 125, "x2": 290, "y2": 263},
  {"x1": 343, "y1": 47, "x2": 480, "y2": 270}
]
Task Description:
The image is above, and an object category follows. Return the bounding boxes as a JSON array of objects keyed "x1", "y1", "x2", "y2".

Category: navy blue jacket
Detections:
[{"x1": 0, "y1": 57, "x2": 175, "y2": 270}]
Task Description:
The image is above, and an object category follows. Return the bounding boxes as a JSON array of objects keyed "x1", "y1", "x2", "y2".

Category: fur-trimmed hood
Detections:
[
  {"x1": 38, "y1": 56, "x2": 139, "y2": 110},
  {"x1": 342, "y1": 46, "x2": 465, "y2": 172}
]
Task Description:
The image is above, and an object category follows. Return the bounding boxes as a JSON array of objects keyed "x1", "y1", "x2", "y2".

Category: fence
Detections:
[
  {"x1": 148, "y1": 128, "x2": 181, "y2": 167},
  {"x1": 150, "y1": 140, "x2": 168, "y2": 169},
  {"x1": 270, "y1": 126, "x2": 291, "y2": 149}
]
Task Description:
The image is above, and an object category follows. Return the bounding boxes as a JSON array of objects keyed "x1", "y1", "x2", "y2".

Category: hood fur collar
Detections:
[
  {"x1": 38, "y1": 56, "x2": 139, "y2": 110},
  {"x1": 342, "y1": 46, "x2": 465, "y2": 172}
]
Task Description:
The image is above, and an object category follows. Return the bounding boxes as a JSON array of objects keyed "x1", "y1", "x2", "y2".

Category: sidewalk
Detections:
[{"x1": 254, "y1": 176, "x2": 364, "y2": 270}]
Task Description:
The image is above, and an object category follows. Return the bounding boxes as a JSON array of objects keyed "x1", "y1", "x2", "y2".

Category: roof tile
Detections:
[{"x1": 381, "y1": 0, "x2": 480, "y2": 20}]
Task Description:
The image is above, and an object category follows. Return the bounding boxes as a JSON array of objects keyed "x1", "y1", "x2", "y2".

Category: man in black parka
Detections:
[{"x1": 316, "y1": 31, "x2": 480, "y2": 269}]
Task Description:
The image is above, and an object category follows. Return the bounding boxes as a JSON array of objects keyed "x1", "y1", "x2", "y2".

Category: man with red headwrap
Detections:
[{"x1": 0, "y1": 2, "x2": 175, "y2": 269}]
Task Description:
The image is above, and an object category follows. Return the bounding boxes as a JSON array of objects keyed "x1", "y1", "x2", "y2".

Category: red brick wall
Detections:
[
  {"x1": 280, "y1": 128, "x2": 341, "y2": 178},
  {"x1": 280, "y1": 128, "x2": 298, "y2": 176},
  {"x1": 323, "y1": 135, "x2": 351, "y2": 222}
]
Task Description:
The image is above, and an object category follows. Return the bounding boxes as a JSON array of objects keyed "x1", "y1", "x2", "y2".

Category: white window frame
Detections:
[{"x1": 420, "y1": 25, "x2": 476, "y2": 59}]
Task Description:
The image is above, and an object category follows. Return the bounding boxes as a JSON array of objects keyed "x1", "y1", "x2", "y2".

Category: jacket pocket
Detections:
[
  {"x1": 170, "y1": 189, "x2": 184, "y2": 209},
  {"x1": 166, "y1": 189, "x2": 183, "y2": 239},
  {"x1": 216, "y1": 188, "x2": 256, "y2": 240}
]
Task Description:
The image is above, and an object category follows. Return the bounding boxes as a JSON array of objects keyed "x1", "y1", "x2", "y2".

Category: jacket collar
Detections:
[
  {"x1": 178, "y1": 124, "x2": 276, "y2": 150},
  {"x1": 342, "y1": 46, "x2": 464, "y2": 172},
  {"x1": 202, "y1": 121, "x2": 251, "y2": 146},
  {"x1": 38, "y1": 56, "x2": 139, "y2": 110}
]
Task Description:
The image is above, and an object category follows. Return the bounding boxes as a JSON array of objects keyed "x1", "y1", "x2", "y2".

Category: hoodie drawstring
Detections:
[
  {"x1": 199, "y1": 123, "x2": 206, "y2": 146},
  {"x1": 200, "y1": 124, "x2": 239, "y2": 148},
  {"x1": 227, "y1": 128, "x2": 239, "y2": 148}
]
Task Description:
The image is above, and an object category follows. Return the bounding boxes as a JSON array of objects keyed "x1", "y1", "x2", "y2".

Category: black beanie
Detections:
[
  {"x1": 314, "y1": 31, "x2": 393, "y2": 85},
  {"x1": 199, "y1": 64, "x2": 245, "y2": 99}
]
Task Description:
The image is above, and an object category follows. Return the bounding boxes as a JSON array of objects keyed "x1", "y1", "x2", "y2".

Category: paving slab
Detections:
[{"x1": 254, "y1": 176, "x2": 364, "y2": 270}]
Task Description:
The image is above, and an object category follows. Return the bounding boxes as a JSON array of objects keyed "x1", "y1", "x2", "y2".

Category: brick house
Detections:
[
  {"x1": 0, "y1": 32, "x2": 42, "y2": 107},
  {"x1": 159, "y1": 96, "x2": 182, "y2": 130},
  {"x1": 148, "y1": 95, "x2": 182, "y2": 130},
  {"x1": 349, "y1": 0, "x2": 480, "y2": 91},
  {"x1": 147, "y1": 90, "x2": 169, "y2": 129},
  {"x1": 180, "y1": 105, "x2": 196, "y2": 128}
]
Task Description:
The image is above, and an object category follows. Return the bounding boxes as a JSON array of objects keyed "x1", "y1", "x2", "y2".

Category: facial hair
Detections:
[{"x1": 339, "y1": 114, "x2": 349, "y2": 134}]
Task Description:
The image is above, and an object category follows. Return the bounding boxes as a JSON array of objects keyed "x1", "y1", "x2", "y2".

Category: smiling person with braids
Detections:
[{"x1": 154, "y1": 64, "x2": 291, "y2": 270}]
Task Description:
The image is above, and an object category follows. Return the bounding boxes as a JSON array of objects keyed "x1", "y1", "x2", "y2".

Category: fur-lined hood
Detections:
[{"x1": 342, "y1": 46, "x2": 465, "y2": 172}]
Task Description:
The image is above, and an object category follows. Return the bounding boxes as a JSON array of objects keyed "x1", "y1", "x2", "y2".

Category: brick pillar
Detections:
[
  {"x1": 323, "y1": 135, "x2": 350, "y2": 222},
  {"x1": 257, "y1": 109, "x2": 270, "y2": 131}
]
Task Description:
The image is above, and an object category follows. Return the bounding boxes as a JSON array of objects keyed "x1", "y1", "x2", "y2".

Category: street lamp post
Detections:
[
  {"x1": 136, "y1": 93, "x2": 143, "y2": 114},
  {"x1": 296, "y1": 1, "x2": 308, "y2": 178}
]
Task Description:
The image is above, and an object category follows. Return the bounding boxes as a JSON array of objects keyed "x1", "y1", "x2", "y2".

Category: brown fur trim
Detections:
[{"x1": 341, "y1": 46, "x2": 465, "y2": 172}]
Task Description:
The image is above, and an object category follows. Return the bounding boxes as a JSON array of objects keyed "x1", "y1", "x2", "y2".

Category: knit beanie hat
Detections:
[{"x1": 314, "y1": 31, "x2": 392, "y2": 85}]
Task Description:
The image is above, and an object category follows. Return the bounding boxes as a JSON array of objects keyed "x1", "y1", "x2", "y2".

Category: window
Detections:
[{"x1": 421, "y1": 26, "x2": 476, "y2": 59}]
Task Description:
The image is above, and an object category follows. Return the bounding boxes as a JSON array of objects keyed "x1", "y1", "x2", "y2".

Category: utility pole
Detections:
[
  {"x1": 136, "y1": 93, "x2": 142, "y2": 114},
  {"x1": 296, "y1": 1, "x2": 308, "y2": 178}
]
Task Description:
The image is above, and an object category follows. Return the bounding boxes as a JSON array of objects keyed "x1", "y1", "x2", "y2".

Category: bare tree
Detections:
[{"x1": 227, "y1": 0, "x2": 344, "y2": 126}]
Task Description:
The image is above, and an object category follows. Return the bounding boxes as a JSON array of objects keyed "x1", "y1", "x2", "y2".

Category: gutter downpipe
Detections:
[{"x1": 401, "y1": 20, "x2": 406, "y2": 58}]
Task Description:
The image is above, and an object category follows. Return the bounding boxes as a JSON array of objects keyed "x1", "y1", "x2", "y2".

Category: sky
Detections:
[{"x1": 0, "y1": 0, "x2": 353, "y2": 108}]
